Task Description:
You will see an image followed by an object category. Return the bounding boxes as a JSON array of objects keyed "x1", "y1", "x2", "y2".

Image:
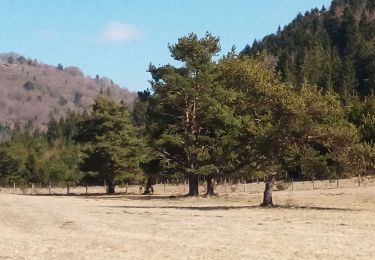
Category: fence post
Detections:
[
  {"x1": 13, "y1": 182, "x2": 16, "y2": 194},
  {"x1": 291, "y1": 178, "x2": 294, "y2": 191},
  {"x1": 49, "y1": 181, "x2": 51, "y2": 195},
  {"x1": 86, "y1": 184, "x2": 88, "y2": 196},
  {"x1": 126, "y1": 182, "x2": 128, "y2": 193},
  {"x1": 336, "y1": 177, "x2": 339, "y2": 188},
  {"x1": 31, "y1": 183, "x2": 34, "y2": 194},
  {"x1": 224, "y1": 177, "x2": 227, "y2": 193}
]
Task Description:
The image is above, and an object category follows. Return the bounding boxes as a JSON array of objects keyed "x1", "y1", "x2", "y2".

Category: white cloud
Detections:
[{"x1": 99, "y1": 22, "x2": 141, "y2": 43}]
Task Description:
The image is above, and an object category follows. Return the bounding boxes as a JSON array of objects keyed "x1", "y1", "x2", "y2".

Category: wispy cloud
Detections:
[{"x1": 98, "y1": 22, "x2": 142, "y2": 43}]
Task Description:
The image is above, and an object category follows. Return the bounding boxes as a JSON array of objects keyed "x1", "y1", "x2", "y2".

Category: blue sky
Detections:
[{"x1": 0, "y1": 0, "x2": 331, "y2": 92}]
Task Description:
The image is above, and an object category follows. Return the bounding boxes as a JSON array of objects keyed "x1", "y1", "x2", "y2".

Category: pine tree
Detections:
[
  {"x1": 75, "y1": 96, "x2": 144, "y2": 194},
  {"x1": 218, "y1": 56, "x2": 359, "y2": 206},
  {"x1": 148, "y1": 33, "x2": 221, "y2": 196}
]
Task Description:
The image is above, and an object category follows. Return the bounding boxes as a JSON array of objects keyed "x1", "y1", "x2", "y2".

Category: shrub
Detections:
[
  {"x1": 275, "y1": 181, "x2": 290, "y2": 191},
  {"x1": 23, "y1": 81, "x2": 35, "y2": 91}
]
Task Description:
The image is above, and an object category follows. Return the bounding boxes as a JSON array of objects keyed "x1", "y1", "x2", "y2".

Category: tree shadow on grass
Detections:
[
  {"x1": 19, "y1": 192, "x2": 189, "y2": 200},
  {"x1": 101, "y1": 205, "x2": 260, "y2": 211},
  {"x1": 100, "y1": 204, "x2": 361, "y2": 212},
  {"x1": 19, "y1": 192, "x2": 125, "y2": 197},
  {"x1": 275, "y1": 205, "x2": 362, "y2": 212},
  {"x1": 15, "y1": 193, "x2": 362, "y2": 212},
  {"x1": 90, "y1": 194, "x2": 189, "y2": 200}
]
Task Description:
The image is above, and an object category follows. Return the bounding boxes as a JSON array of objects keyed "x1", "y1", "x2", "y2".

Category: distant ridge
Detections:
[{"x1": 0, "y1": 52, "x2": 136, "y2": 131}]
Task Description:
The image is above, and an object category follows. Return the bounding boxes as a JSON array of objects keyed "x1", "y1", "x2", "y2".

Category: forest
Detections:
[{"x1": 1, "y1": 0, "x2": 375, "y2": 207}]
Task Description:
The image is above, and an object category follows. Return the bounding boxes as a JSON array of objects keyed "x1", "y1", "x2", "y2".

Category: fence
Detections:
[{"x1": 0, "y1": 176, "x2": 374, "y2": 196}]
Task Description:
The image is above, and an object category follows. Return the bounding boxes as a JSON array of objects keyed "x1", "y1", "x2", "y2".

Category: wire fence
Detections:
[{"x1": 0, "y1": 176, "x2": 374, "y2": 196}]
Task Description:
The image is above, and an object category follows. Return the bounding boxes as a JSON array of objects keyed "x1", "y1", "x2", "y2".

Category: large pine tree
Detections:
[{"x1": 147, "y1": 33, "x2": 222, "y2": 196}]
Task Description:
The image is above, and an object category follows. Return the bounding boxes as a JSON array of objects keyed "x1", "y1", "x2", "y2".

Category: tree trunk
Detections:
[
  {"x1": 188, "y1": 175, "x2": 199, "y2": 196},
  {"x1": 107, "y1": 179, "x2": 115, "y2": 194},
  {"x1": 261, "y1": 174, "x2": 276, "y2": 207},
  {"x1": 205, "y1": 175, "x2": 215, "y2": 196},
  {"x1": 66, "y1": 182, "x2": 70, "y2": 195},
  {"x1": 144, "y1": 178, "x2": 154, "y2": 195}
]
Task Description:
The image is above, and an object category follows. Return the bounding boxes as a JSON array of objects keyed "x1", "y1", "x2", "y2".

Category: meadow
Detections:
[{"x1": 0, "y1": 178, "x2": 374, "y2": 259}]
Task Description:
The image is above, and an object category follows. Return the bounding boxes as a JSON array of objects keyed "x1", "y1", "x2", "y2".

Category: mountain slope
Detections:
[
  {"x1": 0, "y1": 53, "x2": 135, "y2": 130},
  {"x1": 242, "y1": 0, "x2": 375, "y2": 98}
]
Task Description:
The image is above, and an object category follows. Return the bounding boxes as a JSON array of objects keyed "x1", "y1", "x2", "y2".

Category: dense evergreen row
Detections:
[
  {"x1": 0, "y1": 112, "x2": 83, "y2": 188},
  {"x1": 242, "y1": 0, "x2": 375, "y2": 99}
]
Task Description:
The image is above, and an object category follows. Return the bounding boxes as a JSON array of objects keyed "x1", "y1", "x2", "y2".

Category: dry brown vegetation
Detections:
[
  {"x1": 0, "y1": 54, "x2": 135, "y2": 131},
  {"x1": 0, "y1": 178, "x2": 374, "y2": 259}
]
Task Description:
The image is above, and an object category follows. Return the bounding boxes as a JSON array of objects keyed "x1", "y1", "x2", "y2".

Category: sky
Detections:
[{"x1": 0, "y1": 0, "x2": 332, "y2": 92}]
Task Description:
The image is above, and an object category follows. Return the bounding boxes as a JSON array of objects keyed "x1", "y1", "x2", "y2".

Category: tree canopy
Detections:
[{"x1": 75, "y1": 96, "x2": 145, "y2": 194}]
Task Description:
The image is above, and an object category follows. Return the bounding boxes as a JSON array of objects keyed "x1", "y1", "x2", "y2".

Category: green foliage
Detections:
[
  {"x1": 147, "y1": 33, "x2": 223, "y2": 186},
  {"x1": 0, "y1": 114, "x2": 84, "y2": 186},
  {"x1": 132, "y1": 89, "x2": 165, "y2": 188},
  {"x1": 349, "y1": 142, "x2": 375, "y2": 176},
  {"x1": 44, "y1": 143, "x2": 82, "y2": 185},
  {"x1": 359, "y1": 113, "x2": 375, "y2": 142},
  {"x1": 47, "y1": 112, "x2": 84, "y2": 146},
  {"x1": 238, "y1": 0, "x2": 375, "y2": 182},
  {"x1": 75, "y1": 96, "x2": 145, "y2": 193},
  {"x1": 217, "y1": 56, "x2": 359, "y2": 180},
  {"x1": 0, "y1": 140, "x2": 28, "y2": 183},
  {"x1": 0, "y1": 130, "x2": 48, "y2": 185},
  {"x1": 242, "y1": 0, "x2": 375, "y2": 97},
  {"x1": 348, "y1": 96, "x2": 375, "y2": 143},
  {"x1": 146, "y1": 32, "x2": 363, "y2": 196}
]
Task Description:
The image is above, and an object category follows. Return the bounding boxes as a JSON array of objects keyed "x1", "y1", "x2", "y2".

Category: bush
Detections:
[
  {"x1": 275, "y1": 181, "x2": 290, "y2": 191},
  {"x1": 23, "y1": 81, "x2": 35, "y2": 91}
]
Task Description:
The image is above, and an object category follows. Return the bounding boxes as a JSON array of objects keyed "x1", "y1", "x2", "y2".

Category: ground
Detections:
[{"x1": 0, "y1": 179, "x2": 374, "y2": 259}]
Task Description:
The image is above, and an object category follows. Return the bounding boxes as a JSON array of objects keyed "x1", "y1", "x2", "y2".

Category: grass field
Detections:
[{"x1": 0, "y1": 178, "x2": 374, "y2": 259}]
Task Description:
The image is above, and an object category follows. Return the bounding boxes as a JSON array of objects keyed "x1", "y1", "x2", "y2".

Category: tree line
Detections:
[
  {"x1": 0, "y1": 32, "x2": 374, "y2": 206},
  {"x1": 242, "y1": 0, "x2": 375, "y2": 100}
]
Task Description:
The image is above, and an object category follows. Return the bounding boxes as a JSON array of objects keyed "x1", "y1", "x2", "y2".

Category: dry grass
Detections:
[{"x1": 0, "y1": 178, "x2": 374, "y2": 259}]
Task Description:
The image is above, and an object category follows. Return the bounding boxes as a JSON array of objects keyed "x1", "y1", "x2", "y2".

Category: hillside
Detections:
[
  {"x1": 242, "y1": 0, "x2": 375, "y2": 99},
  {"x1": 0, "y1": 53, "x2": 135, "y2": 131}
]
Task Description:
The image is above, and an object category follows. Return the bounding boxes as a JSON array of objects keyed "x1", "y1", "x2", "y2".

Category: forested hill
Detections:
[
  {"x1": 0, "y1": 53, "x2": 135, "y2": 131},
  {"x1": 242, "y1": 0, "x2": 375, "y2": 99}
]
